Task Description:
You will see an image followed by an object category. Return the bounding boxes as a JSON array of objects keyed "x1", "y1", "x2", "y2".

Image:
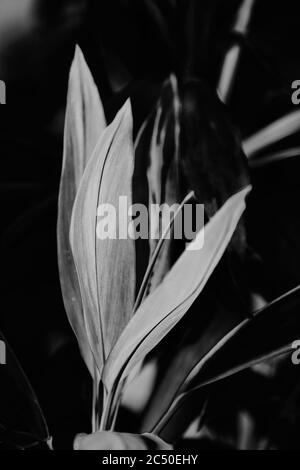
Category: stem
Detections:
[
  {"x1": 99, "y1": 387, "x2": 114, "y2": 431},
  {"x1": 92, "y1": 361, "x2": 100, "y2": 433}
]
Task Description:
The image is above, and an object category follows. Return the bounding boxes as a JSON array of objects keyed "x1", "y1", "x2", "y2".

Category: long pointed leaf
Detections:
[
  {"x1": 103, "y1": 186, "x2": 251, "y2": 401},
  {"x1": 218, "y1": 0, "x2": 256, "y2": 103},
  {"x1": 141, "y1": 257, "x2": 249, "y2": 432},
  {"x1": 133, "y1": 191, "x2": 194, "y2": 313},
  {"x1": 134, "y1": 76, "x2": 181, "y2": 296},
  {"x1": 250, "y1": 147, "x2": 300, "y2": 168},
  {"x1": 154, "y1": 285, "x2": 300, "y2": 439},
  {"x1": 70, "y1": 100, "x2": 135, "y2": 374},
  {"x1": 243, "y1": 111, "x2": 300, "y2": 158},
  {"x1": 58, "y1": 46, "x2": 106, "y2": 374},
  {"x1": 0, "y1": 331, "x2": 49, "y2": 445}
]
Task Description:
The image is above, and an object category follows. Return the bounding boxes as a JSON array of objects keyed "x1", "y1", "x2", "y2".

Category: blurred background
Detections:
[{"x1": 1, "y1": 0, "x2": 300, "y2": 449}]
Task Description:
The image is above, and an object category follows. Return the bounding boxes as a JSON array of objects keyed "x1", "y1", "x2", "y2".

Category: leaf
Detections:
[
  {"x1": 179, "y1": 78, "x2": 250, "y2": 279},
  {"x1": 218, "y1": 0, "x2": 256, "y2": 103},
  {"x1": 133, "y1": 191, "x2": 194, "y2": 313},
  {"x1": 181, "y1": 79, "x2": 249, "y2": 220},
  {"x1": 140, "y1": 254, "x2": 249, "y2": 432},
  {"x1": 65, "y1": 45, "x2": 107, "y2": 186},
  {"x1": 146, "y1": 76, "x2": 180, "y2": 243},
  {"x1": 249, "y1": 147, "x2": 300, "y2": 168},
  {"x1": 74, "y1": 431, "x2": 172, "y2": 450},
  {"x1": 0, "y1": 330, "x2": 49, "y2": 447},
  {"x1": 143, "y1": 0, "x2": 174, "y2": 57},
  {"x1": 243, "y1": 111, "x2": 300, "y2": 158},
  {"x1": 134, "y1": 75, "x2": 181, "y2": 297},
  {"x1": 58, "y1": 45, "x2": 106, "y2": 374},
  {"x1": 154, "y1": 285, "x2": 300, "y2": 439},
  {"x1": 102, "y1": 185, "x2": 251, "y2": 422},
  {"x1": 70, "y1": 100, "x2": 136, "y2": 375}
]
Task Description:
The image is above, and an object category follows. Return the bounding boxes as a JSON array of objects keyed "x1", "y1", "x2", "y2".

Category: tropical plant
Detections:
[
  {"x1": 2, "y1": 0, "x2": 300, "y2": 451},
  {"x1": 56, "y1": 20, "x2": 300, "y2": 445}
]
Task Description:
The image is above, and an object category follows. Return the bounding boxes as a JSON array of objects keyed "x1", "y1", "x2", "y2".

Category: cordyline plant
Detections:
[
  {"x1": 2, "y1": 0, "x2": 300, "y2": 451},
  {"x1": 55, "y1": 26, "x2": 300, "y2": 449},
  {"x1": 57, "y1": 45, "x2": 250, "y2": 445}
]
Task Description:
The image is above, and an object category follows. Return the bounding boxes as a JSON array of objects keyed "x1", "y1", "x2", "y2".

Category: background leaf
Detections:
[
  {"x1": 0, "y1": 330, "x2": 49, "y2": 448},
  {"x1": 134, "y1": 75, "x2": 182, "y2": 299},
  {"x1": 243, "y1": 111, "x2": 300, "y2": 158},
  {"x1": 218, "y1": 0, "x2": 256, "y2": 103},
  {"x1": 154, "y1": 285, "x2": 300, "y2": 441}
]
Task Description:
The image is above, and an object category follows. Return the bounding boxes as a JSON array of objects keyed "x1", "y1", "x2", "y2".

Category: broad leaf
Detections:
[
  {"x1": 58, "y1": 45, "x2": 106, "y2": 374},
  {"x1": 70, "y1": 100, "x2": 135, "y2": 375},
  {"x1": 140, "y1": 254, "x2": 249, "y2": 432},
  {"x1": 102, "y1": 186, "x2": 251, "y2": 422}
]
